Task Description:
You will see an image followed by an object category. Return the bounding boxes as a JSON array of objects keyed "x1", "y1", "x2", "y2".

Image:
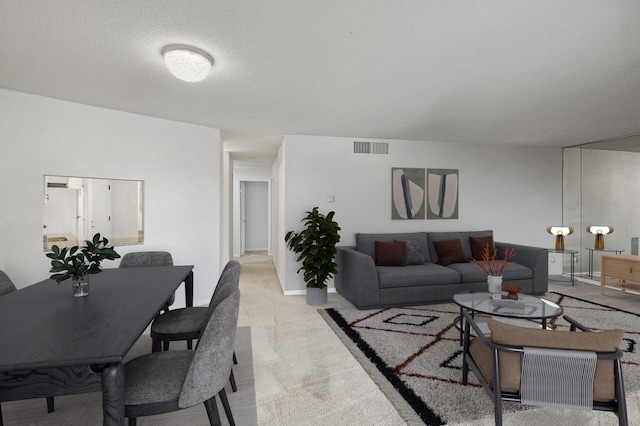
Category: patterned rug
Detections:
[{"x1": 319, "y1": 292, "x2": 640, "y2": 425}]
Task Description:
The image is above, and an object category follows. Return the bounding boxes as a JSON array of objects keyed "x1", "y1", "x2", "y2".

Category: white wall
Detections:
[
  {"x1": 278, "y1": 135, "x2": 563, "y2": 294},
  {"x1": 0, "y1": 89, "x2": 221, "y2": 308}
]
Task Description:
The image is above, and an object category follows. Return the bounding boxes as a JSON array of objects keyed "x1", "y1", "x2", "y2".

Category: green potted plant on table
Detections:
[
  {"x1": 284, "y1": 207, "x2": 341, "y2": 306},
  {"x1": 46, "y1": 233, "x2": 121, "y2": 297}
]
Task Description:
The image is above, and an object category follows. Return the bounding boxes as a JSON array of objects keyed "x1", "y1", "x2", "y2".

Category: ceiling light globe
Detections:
[{"x1": 162, "y1": 47, "x2": 212, "y2": 82}]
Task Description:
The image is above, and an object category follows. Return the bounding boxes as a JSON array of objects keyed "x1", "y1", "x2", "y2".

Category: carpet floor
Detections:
[
  {"x1": 0, "y1": 327, "x2": 257, "y2": 426},
  {"x1": 320, "y1": 292, "x2": 640, "y2": 425}
]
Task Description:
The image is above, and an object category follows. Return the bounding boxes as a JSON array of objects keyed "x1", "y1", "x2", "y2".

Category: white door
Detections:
[{"x1": 87, "y1": 179, "x2": 112, "y2": 239}]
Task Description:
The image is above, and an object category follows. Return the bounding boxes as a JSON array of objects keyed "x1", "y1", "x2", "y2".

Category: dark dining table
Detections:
[{"x1": 0, "y1": 265, "x2": 194, "y2": 426}]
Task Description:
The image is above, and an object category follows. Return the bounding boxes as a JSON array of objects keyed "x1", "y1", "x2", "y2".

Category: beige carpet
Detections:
[{"x1": 1, "y1": 327, "x2": 257, "y2": 426}]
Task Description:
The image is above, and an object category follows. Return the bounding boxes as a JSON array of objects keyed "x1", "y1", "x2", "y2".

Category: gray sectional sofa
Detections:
[{"x1": 334, "y1": 230, "x2": 548, "y2": 309}]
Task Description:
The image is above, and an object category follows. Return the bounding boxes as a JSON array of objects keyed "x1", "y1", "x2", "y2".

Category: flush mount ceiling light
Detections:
[{"x1": 162, "y1": 45, "x2": 213, "y2": 82}]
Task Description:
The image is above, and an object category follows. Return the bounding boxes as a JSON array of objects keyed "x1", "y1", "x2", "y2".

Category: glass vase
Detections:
[{"x1": 72, "y1": 276, "x2": 90, "y2": 297}]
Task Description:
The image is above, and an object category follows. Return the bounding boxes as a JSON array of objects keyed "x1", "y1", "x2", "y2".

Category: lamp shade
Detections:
[
  {"x1": 547, "y1": 226, "x2": 573, "y2": 251},
  {"x1": 162, "y1": 46, "x2": 213, "y2": 82},
  {"x1": 586, "y1": 225, "x2": 614, "y2": 249}
]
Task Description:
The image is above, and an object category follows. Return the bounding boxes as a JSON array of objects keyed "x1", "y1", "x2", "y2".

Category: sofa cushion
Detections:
[
  {"x1": 395, "y1": 239, "x2": 426, "y2": 265},
  {"x1": 356, "y1": 232, "x2": 431, "y2": 262},
  {"x1": 377, "y1": 264, "x2": 461, "y2": 288},
  {"x1": 450, "y1": 262, "x2": 532, "y2": 283},
  {"x1": 469, "y1": 320, "x2": 624, "y2": 402},
  {"x1": 470, "y1": 235, "x2": 495, "y2": 260},
  {"x1": 375, "y1": 241, "x2": 406, "y2": 266},
  {"x1": 433, "y1": 239, "x2": 469, "y2": 266},
  {"x1": 428, "y1": 231, "x2": 493, "y2": 263}
]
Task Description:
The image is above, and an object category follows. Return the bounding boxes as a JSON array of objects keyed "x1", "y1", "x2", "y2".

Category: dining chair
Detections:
[
  {"x1": 461, "y1": 310, "x2": 628, "y2": 426},
  {"x1": 119, "y1": 251, "x2": 176, "y2": 314},
  {"x1": 0, "y1": 270, "x2": 55, "y2": 425},
  {"x1": 150, "y1": 260, "x2": 240, "y2": 351},
  {"x1": 150, "y1": 261, "x2": 241, "y2": 392},
  {"x1": 124, "y1": 280, "x2": 241, "y2": 426}
]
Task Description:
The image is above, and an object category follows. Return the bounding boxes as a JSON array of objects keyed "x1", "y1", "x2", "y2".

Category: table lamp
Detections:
[
  {"x1": 547, "y1": 226, "x2": 573, "y2": 251},
  {"x1": 587, "y1": 225, "x2": 614, "y2": 250}
]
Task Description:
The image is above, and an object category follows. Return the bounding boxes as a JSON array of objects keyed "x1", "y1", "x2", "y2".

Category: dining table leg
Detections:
[{"x1": 101, "y1": 363, "x2": 125, "y2": 426}]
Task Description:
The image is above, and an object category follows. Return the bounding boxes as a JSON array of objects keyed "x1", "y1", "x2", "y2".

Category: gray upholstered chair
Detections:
[
  {"x1": 461, "y1": 310, "x2": 628, "y2": 426},
  {"x1": 0, "y1": 270, "x2": 17, "y2": 297},
  {"x1": 119, "y1": 251, "x2": 176, "y2": 314},
  {"x1": 150, "y1": 260, "x2": 240, "y2": 351},
  {"x1": 150, "y1": 261, "x2": 241, "y2": 393},
  {"x1": 0, "y1": 271, "x2": 55, "y2": 424},
  {"x1": 124, "y1": 279, "x2": 241, "y2": 426}
]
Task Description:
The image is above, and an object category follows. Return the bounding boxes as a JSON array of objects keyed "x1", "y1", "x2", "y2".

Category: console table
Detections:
[{"x1": 600, "y1": 254, "x2": 640, "y2": 295}]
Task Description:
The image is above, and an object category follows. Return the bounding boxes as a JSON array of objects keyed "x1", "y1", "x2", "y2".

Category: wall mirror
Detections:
[
  {"x1": 563, "y1": 133, "x2": 640, "y2": 276},
  {"x1": 43, "y1": 175, "x2": 144, "y2": 250}
]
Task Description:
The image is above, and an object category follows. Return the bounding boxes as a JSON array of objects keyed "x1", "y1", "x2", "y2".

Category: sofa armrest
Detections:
[
  {"x1": 335, "y1": 246, "x2": 380, "y2": 309},
  {"x1": 495, "y1": 242, "x2": 548, "y2": 295}
]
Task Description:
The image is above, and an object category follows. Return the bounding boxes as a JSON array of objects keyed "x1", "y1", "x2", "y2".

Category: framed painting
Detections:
[
  {"x1": 427, "y1": 168, "x2": 459, "y2": 219},
  {"x1": 391, "y1": 168, "x2": 426, "y2": 220}
]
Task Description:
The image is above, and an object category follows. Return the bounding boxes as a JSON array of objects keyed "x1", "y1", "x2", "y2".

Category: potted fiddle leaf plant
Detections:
[
  {"x1": 46, "y1": 233, "x2": 121, "y2": 297},
  {"x1": 285, "y1": 207, "x2": 341, "y2": 306}
]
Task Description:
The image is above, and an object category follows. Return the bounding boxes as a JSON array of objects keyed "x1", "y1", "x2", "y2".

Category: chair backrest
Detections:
[
  {"x1": 208, "y1": 261, "x2": 241, "y2": 305},
  {"x1": 178, "y1": 285, "x2": 240, "y2": 408},
  {"x1": 0, "y1": 270, "x2": 17, "y2": 297},
  {"x1": 119, "y1": 251, "x2": 173, "y2": 268}
]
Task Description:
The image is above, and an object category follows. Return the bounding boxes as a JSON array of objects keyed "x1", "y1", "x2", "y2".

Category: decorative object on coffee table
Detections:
[
  {"x1": 502, "y1": 285, "x2": 524, "y2": 300},
  {"x1": 547, "y1": 226, "x2": 573, "y2": 251},
  {"x1": 46, "y1": 233, "x2": 121, "y2": 297},
  {"x1": 285, "y1": 207, "x2": 341, "y2": 306},
  {"x1": 470, "y1": 243, "x2": 516, "y2": 296}
]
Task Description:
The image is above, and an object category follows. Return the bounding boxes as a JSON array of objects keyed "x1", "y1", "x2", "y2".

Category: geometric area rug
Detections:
[{"x1": 319, "y1": 292, "x2": 640, "y2": 425}]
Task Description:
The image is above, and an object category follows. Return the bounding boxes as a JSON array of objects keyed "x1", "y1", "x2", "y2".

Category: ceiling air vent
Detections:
[{"x1": 353, "y1": 141, "x2": 389, "y2": 155}]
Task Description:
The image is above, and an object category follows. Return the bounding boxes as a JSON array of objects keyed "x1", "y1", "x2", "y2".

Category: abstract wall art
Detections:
[
  {"x1": 391, "y1": 168, "x2": 426, "y2": 220},
  {"x1": 427, "y1": 168, "x2": 459, "y2": 219}
]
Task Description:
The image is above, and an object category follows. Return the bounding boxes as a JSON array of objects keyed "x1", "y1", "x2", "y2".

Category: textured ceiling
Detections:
[{"x1": 1, "y1": 1, "x2": 639, "y2": 165}]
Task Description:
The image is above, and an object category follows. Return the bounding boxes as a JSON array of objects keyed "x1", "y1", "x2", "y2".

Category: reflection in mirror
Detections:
[
  {"x1": 563, "y1": 133, "x2": 640, "y2": 276},
  {"x1": 43, "y1": 175, "x2": 144, "y2": 250}
]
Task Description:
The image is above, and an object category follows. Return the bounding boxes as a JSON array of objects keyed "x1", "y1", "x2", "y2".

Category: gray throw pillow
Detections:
[{"x1": 395, "y1": 239, "x2": 426, "y2": 265}]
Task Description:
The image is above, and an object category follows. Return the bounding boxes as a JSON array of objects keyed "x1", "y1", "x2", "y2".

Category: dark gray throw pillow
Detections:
[{"x1": 395, "y1": 239, "x2": 426, "y2": 265}]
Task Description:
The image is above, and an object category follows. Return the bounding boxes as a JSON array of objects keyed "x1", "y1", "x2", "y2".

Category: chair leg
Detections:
[
  {"x1": 187, "y1": 339, "x2": 193, "y2": 350},
  {"x1": 233, "y1": 350, "x2": 238, "y2": 365},
  {"x1": 204, "y1": 396, "x2": 222, "y2": 426},
  {"x1": 47, "y1": 396, "x2": 55, "y2": 413},
  {"x1": 128, "y1": 416, "x2": 137, "y2": 426},
  {"x1": 1, "y1": 403, "x2": 4, "y2": 426},
  {"x1": 152, "y1": 337, "x2": 162, "y2": 352},
  {"x1": 229, "y1": 368, "x2": 237, "y2": 392},
  {"x1": 218, "y1": 388, "x2": 235, "y2": 426},
  {"x1": 162, "y1": 340, "x2": 170, "y2": 351}
]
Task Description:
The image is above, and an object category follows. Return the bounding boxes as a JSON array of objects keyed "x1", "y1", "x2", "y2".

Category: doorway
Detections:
[{"x1": 239, "y1": 181, "x2": 270, "y2": 256}]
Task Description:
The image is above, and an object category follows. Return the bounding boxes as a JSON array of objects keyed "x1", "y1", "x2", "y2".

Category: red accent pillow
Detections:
[
  {"x1": 375, "y1": 241, "x2": 406, "y2": 266},
  {"x1": 470, "y1": 236, "x2": 495, "y2": 260},
  {"x1": 433, "y1": 239, "x2": 469, "y2": 266}
]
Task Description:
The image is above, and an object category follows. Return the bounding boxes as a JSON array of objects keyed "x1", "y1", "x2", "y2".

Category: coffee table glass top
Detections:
[{"x1": 453, "y1": 292, "x2": 563, "y2": 320}]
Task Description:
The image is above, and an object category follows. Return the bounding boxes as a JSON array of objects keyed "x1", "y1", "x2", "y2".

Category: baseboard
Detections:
[{"x1": 284, "y1": 287, "x2": 337, "y2": 296}]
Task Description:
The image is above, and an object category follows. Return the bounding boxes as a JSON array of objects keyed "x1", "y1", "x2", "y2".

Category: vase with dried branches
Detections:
[{"x1": 470, "y1": 243, "x2": 516, "y2": 294}]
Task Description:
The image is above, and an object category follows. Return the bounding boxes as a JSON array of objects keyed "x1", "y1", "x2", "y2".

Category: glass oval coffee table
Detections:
[{"x1": 453, "y1": 292, "x2": 563, "y2": 344}]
